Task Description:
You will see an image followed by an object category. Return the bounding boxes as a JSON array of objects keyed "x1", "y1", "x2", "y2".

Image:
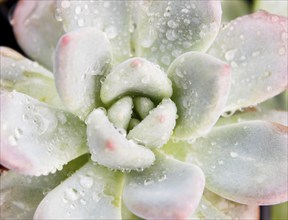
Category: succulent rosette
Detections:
[{"x1": 0, "y1": 0, "x2": 287, "y2": 219}]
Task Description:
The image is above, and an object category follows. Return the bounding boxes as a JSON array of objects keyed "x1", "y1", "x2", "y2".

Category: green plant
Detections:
[{"x1": 0, "y1": 0, "x2": 287, "y2": 219}]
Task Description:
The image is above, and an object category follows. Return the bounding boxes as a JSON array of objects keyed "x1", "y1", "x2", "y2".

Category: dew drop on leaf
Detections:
[
  {"x1": 225, "y1": 49, "x2": 237, "y2": 61},
  {"x1": 64, "y1": 188, "x2": 79, "y2": 201},
  {"x1": 278, "y1": 47, "x2": 286, "y2": 56},
  {"x1": 79, "y1": 175, "x2": 94, "y2": 189},
  {"x1": 8, "y1": 135, "x2": 17, "y2": 146},
  {"x1": 15, "y1": 128, "x2": 23, "y2": 138},
  {"x1": 77, "y1": 18, "x2": 85, "y2": 27},
  {"x1": 92, "y1": 192, "x2": 101, "y2": 202}
]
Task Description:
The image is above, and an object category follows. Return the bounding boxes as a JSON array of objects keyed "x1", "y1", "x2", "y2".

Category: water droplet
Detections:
[
  {"x1": 61, "y1": 1, "x2": 70, "y2": 9},
  {"x1": 230, "y1": 152, "x2": 238, "y2": 158},
  {"x1": 183, "y1": 19, "x2": 191, "y2": 25},
  {"x1": 11, "y1": 201, "x2": 26, "y2": 210},
  {"x1": 141, "y1": 75, "x2": 150, "y2": 84},
  {"x1": 75, "y1": 6, "x2": 82, "y2": 14},
  {"x1": 281, "y1": 32, "x2": 288, "y2": 41},
  {"x1": 64, "y1": 188, "x2": 79, "y2": 201},
  {"x1": 78, "y1": 18, "x2": 85, "y2": 27},
  {"x1": 103, "y1": 1, "x2": 110, "y2": 8},
  {"x1": 278, "y1": 47, "x2": 286, "y2": 56},
  {"x1": 136, "y1": 167, "x2": 144, "y2": 172},
  {"x1": 167, "y1": 20, "x2": 178, "y2": 29},
  {"x1": 58, "y1": 113, "x2": 67, "y2": 124},
  {"x1": 92, "y1": 192, "x2": 101, "y2": 202},
  {"x1": 79, "y1": 175, "x2": 94, "y2": 189},
  {"x1": 181, "y1": 8, "x2": 189, "y2": 14},
  {"x1": 15, "y1": 128, "x2": 23, "y2": 138},
  {"x1": 70, "y1": 203, "x2": 76, "y2": 209},
  {"x1": 182, "y1": 97, "x2": 190, "y2": 109},
  {"x1": 144, "y1": 178, "x2": 153, "y2": 185},
  {"x1": 199, "y1": 31, "x2": 206, "y2": 39},
  {"x1": 105, "y1": 26, "x2": 118, "y2": 39},
  {"x1": 80, "y1": 199, "x2": 87, "y2": 205},
  {"x1": 187, "y1": 138, "x2": 195, "y2": 144},
  {"x1": 201, "y1": 204, "x2": 207, "y2": 210},
  {"x1": 266, "y1": 86, "x2": 272, "y2": 92},
  {"x1": 117, "y1": 128, "x2": 127, "y2": 136},
  {"x1": 225, "y1": 49, "x2": 237, "y2": 61},
  {"x1": 55, "y1": 9, "x2": 63, "y2": 22},
  {"x1": 99, "y1": 76, "x2": 106, "y2": 85},
  {"x1": 175, "y1": 68, "x2": 184, "y2": 78},
  {"x1": 222, "y1": 110, "x2": 236, "y2": 117},
  {"x1": 8, "y1": 135, "x2": 17, "y2": 146},
  {"x1": 252, "y1": 51, "x2": 261, "y2": 57},
  {"x1": 161, "y1": 56, "x2": 171, "y2": 65},
  {"x1": 32, "y1": 114, "x2": 48, "y2": 134},
  {"x1": 158, "y1": 174, "x2": 167, "y2": 182},
  {"x1": 262, "y1": 71, "x2": 271, "y2": 79},
  {"x1": 271, "y1": 15, "x2": 279, "y2": 22},
  {"x1": 166, "y1": 29, "x2": 178, "y2": 41},
  {"x1": 211, "y1": 141, "x2": 216, "y2": 146},
  {"x1": 182, "y1": 41, "x2": 192, "y2": 49},
  {"x1": 42, "y1": 188, "x2": 50, "y2": 195},
  {"x1": 172, "y1": 49, "x2": 182, "y2": 57},
  {"x1": 231, "y1": 61, "x2": 238, "y2": 68},
  {"x1": 218, "y1": 160, "x2": 224, "y2": 165}
]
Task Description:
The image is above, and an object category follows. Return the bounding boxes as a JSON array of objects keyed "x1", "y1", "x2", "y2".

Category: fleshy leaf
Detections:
[
  {"x1": 134, "y1": 97, "x2": 155, "y2": 119},
  {"x1": 208, "y1": 11, "x2": 288, "y2": 112},
  {"x1": 0, "y1": 91, "x2": 87, "y2": 176},
  {"x1": 216, "y1": 109, "x2": 288, "y2": 126},
  {"x1": 0, "y1": 47, "x2": 62, "y2": 107},
  {"x1": 100, "y1": 57, "x2": 172, "y2": 106},
  {"x1": 185, "y1": 121, "x2": 288, "y2": 205},
  {"x1": 168, "y1": 52, "x2": 231, "y2": 140},
  {"x1": 12, "y1": 0, "x2": 64, "y2": 70},
  {"x1": 55, "y1": 27, "x2": 111, "y2": 120},
  {"x1": 108, "y1": 97, "x2": 133, "y2": 130},
  {"x1": 127, "y1": 99, "x2": 177, "y2": 148},
  {"x1": 86, "y1": 108, "x2": 155, "y2": 171},
  {"x1": 0, "y1": 155, "x2": 89, "y2": 219},
  {"x1": 191, "y1": 190, "x2": 259, "y2": 220},
  {"x1": 34, "y1": 161, "x2": 123, "y2": 219},
  {"x1": 254, "y1": 0, "x2": 288, "y2": 17},
  {"x1": 123, "y1": 152, "x2": 205, "y2": 219},
  {"x1": 134, "y1": 0, "x2": 222, "y2": 69},
  {"x1": 58, "y1": 0, "x2": 132, "y2": 64}
]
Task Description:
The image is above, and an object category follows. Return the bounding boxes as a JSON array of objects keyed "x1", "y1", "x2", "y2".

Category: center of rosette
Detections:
[{"x1": 86, "y1": 57, "x2": 177, "y2": 171}]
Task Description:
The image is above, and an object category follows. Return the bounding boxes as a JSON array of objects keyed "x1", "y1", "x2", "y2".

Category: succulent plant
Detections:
[{"x1": 0, "y1": 0, "x2": 287, "y2": 219}]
